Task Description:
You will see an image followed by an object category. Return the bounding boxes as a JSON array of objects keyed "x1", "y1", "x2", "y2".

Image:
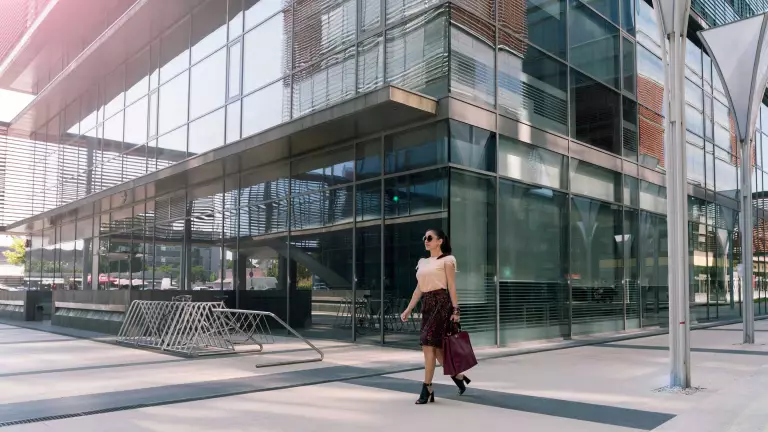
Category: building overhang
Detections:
[
  {"x1": 6, "y1": 0, "x2": 206, "y2": 137},
  {"x1": 6, "y1": 85, "x2": 439, "y2": 234}
]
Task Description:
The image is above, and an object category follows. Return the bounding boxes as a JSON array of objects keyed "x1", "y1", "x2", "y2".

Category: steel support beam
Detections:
[{"x1": 655, "y1": 0, "x2": 692, "y2": 389}]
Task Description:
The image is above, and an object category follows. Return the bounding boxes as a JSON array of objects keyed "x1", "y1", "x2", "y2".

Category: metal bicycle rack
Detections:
[{"x1": 116, "y1": 300, "x2": 323, "y2": 367}]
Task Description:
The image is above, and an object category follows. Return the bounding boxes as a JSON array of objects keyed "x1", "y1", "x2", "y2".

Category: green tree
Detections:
[
  {"x1": 191, "y1": 265, "x2": 206, "y2": 283},
  {"x1": 3, "y1": 237, "x2": 26, "y2": 267}
]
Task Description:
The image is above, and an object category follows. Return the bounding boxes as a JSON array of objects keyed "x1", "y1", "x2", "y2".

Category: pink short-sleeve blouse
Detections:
[{"x1": 416, "y1": 255, "x2": 457, "y2": 293}]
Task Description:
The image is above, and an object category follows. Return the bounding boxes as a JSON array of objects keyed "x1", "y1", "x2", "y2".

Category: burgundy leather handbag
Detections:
[{"x1": 442, "y1": 323, "x2": 478, "y2": 376}]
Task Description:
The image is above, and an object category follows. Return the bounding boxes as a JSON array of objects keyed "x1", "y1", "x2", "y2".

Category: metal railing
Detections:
[{"x1": 116, "y1": 300, "x2": 323, "y2": 367}]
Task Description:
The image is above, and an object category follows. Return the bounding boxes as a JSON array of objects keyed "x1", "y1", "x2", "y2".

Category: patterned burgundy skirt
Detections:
[{"x1": 420, "y1": 289, "x2": 453, "y2": 347}]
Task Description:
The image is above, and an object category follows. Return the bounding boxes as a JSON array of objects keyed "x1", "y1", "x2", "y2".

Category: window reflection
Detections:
[
  {"x1": 125, "y1": 49, "x2": 149, "y2": 105},
  {"x1": 569, "y1": 2, "x2": 620, "y2": 89},
  {"x1": 191, "y1": 0, "x2": 227, "y2": 63},
  {"x1": 570, "y1": 159, "x2": 621, "y2": 202},
  {"x1": 449, "y1": 120, "x2": 495, "y2": 172},
  {"x1": 384, "y1": 169, "x2": 448, "y2": 218},
  {"x1": 570, "y1": 69, "x2": 621, "y2": 154},
  {"x1": 499, "y1": 0, "x2": 566, "y2": 60},
  {"x1": 243, "y1": 15, "x2": 288, "y2": 94},
  {"x1": 291, "y1": 147, "x2": 354, "y2": 194},
  {"x1": 498, "y1": 136, "x2": 566, "y2": 189},
  {"x1": 124, "y1": 97, "x2": 148, "y2": 146},
  {"x1": 498, "y1": 39, "x2": 568, "y2": 136},
  {"x1": 245, "y1": 0, "x2": 283, "y2": 30},
  {"x1": 241, "y1": 80, "x2": 290, "y2": 137},
  {"x1": 188, "y1": 108, "x2": 225, "y2": 156},
  {"x1": 499, "y1": 178, "x2": 569, "y2": 343},
  {"x1": 160, "y1": 18, "x2": 190, "y2": 83},
  {"x1": 358, "y1": 35, "x2": 384, "y2": 92},
  {"x1": 190, "y1": 48, "x2": 226, "y2": 120},
  {"x1": 450, "y1": 26, "x2": 495, "y2": 107},
  {"x1": 384, "y1": 122, "x2": 447, "y2": 174},
  {"x1": 158, "y1": 71, "x2": 189, "y2": 135},
  {"x1": 385, "y1": 8, "x2": 449, "y2": 98}
]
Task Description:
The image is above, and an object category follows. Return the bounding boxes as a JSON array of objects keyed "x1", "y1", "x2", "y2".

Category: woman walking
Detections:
[{"x1": 400, "y1": 229, "x2": 470, "y2": 404}]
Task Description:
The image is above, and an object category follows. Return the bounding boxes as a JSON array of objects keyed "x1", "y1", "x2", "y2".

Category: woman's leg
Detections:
[{"x1": 423, "y1": 346, "x2": 437, "y2": 386}]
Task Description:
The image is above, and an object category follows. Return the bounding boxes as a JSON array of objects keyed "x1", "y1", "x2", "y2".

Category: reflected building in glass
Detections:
[{"x1": 1, "y1": 0, "x2": 768, "y2": 347}]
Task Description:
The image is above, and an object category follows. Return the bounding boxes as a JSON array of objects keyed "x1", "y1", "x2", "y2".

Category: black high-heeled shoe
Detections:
[
  {"x1": 451, "y1": 375, "x2": 471, "y2": 395},
  {"x1": 415, "y1": 383, "x2": 435, "y2": 404}
]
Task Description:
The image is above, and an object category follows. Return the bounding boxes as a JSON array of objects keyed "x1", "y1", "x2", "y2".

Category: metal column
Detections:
[
  {"x1": 740, "y1": 142, "x2": 756, "y2": 343},
  {"x1": 656, "y1": 0, "x2": 692, "y2": 388}
]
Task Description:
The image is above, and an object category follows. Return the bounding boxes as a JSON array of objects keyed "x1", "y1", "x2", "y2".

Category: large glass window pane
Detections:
[
  {"x1": 160, "y1": 18, "x2": 191, "y2": 83},
  {"x1": 570, "y1": 196, "x2": 625, "y2": 334},
  {"x1": 639, "y1": 106, "x2": 665, "y2": 169},
  {"x1": 190, "y1": 48, "x2": 227, "y2": 120},
  {"x1": 621, "y1": 0, "x2": 635, "y2": 34},
  {"x1": 158, "y1": 71, "x2": 189, "y2": 135},
  {"x1": 385, "y1": 8, "x2": 449, "y2": 98},
  {"x1": 245, "y1": 0, "x2": 283, "y2": 30},
  {"x1": 450, "y1": 170, "x2": 496, "y2": 346},
  {"x1": 188, "y1": 108, "x2": 225, "y2": 155},
  {"x1": 103, "y1": 66, "x2": 125, "y2": 119},
  {"x1": 570, "y1": 159, "x2": 621, "y2": 202},
  {"x1": 291, "y1": 147, "x2": 353, "y2": 194},
  {"x1": 499, "y1": 179, "x2": 569, "y2": 343},
  {"x1": 498, "y1": 136, "x2": 567, "y2": 189},
  {"x1": 384, "y1": 169, "x2": 448, "y2": 218},
  {"x1": 361, "y1": 0, "x2": 381, "y2": 31},
  {"x1": 242, "y1": 80, "x2": 290, "y2": 137},
  {"x1": 450, "y1": 26, "x2": 494, "y2": 107},
  {"x1": 356, "y1": 139, "x2": 381, "y2": 181},
  {"x1": 640, "y1": 211, "x2": 668, "y2": 327},
  {"x1": 386, "y1": 0, "x2": 440, "y2": 23},
  {"x1": 291, "y1": 47, "x2": 356, "y2": 117},
  {"x1": 228, "y1": 42, "x2": 242, "y2": 98},
  {"x1": 288, "y1": 228, "x2": 354, "y2": 341},
  {"x1": 637, "y1": 45, "x2": 665, "y2": 116},
  {"x1": 293, "y1": 0, "x2": 356, "y2": 68},
  {"x1": 580, "y1": 0, "x2": 619, "y2": 25},
  {"x1": 358, "y1": 35, "x2": 384, "y2": 92},
  {"x1": 124, "y1": 96, "x2": 148, "y2": 146},
  {"x1": 686, "y1": 104, "x2": 704, "y2": 137},
  {"x1": 125, "y1": 49, "x2": 149, "y2": 105},
  {"x1": 498, "y1": 39, "x2": 568, "y2": 136},
  {"x1": 715, "y1": 158, "x2": 738, "y2": 199},
  {"x1": 623, "y1": 97, "x2": 638, "y2": 160},
  {"x1": 570, "y1": 69, "x2": 622, "y2": 154},
  {"x1": 499, "y1": 0, "x2": 567, "y2": 60},
  {"x1": 229, "y1": 0, "x2": 244, "y2": 39},
  {"x1": 623, "y1": 36, "x2": 635, "y2": 94},
  {"x1": 384, "y1": 122, "x2": 448, "y2": 174},
  {"x1": 449, "y1": 120, "x2": 495, "y2": 172},
  {"x1": 636, "y1": 0, "x2": 661, "y2": 56},
  {"x1": 356, "y1": 180, "x2": 382, "y2": 221},
  {"x1": 687, "y1": 142, "x2": 705, "y2": 187},
  {"x1": 226, "y1": 100, "x2": 242, "y2": 144},
  {"x1": 355, "y1": 224, "x2": 381, "y2": 343},
  {"x1": 157, "y1": 126, "x2": 188, "y2": 161},
  {"x1": 191, "y1": 0, "x2": 227, "y2": 63},
  {"x1": 639, "y1": 180, "x2": 666, "y2": 213},
  {"x1": 685, "y1": 39, "x2": 702, "y2": 78},
  {"x1": 243, "y1": 15, "x2": 288, "y2": 94},
  {"x1": 569, "y1": 1, "x2": 620, "y2": 89}
]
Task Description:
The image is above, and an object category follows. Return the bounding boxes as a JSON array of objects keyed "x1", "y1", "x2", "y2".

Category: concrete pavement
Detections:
[{"x1": 1, "y1": 319, "x2": 768, "y2": 431}]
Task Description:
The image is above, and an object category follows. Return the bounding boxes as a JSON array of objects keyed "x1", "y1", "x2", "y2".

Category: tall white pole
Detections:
[
  {"x1": 657, "y1": 0, "x2": 692, "y2": 388},
  {"x1": 741, "y1": 140, "x2": 755, "y2": 343}
]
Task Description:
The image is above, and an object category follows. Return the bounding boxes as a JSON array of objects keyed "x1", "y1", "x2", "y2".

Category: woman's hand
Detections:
[
  {"x1": 451, "y1": 313, "x2": 460, "y2": 323},
  {"x1": 401, "y1": 309, "x2": 411, "y2": 322}
]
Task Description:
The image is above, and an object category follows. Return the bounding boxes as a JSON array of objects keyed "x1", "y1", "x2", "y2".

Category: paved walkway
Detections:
[{"x1": 1, "y1": 319, "x2": 768, "y2": 431}]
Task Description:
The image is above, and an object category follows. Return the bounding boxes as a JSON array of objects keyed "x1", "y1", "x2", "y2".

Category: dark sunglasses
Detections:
[{"x1": 423, "y1": 235, "x2": 434, "y2": 242}]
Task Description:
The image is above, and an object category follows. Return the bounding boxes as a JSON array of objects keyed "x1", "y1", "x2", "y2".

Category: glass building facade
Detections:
[{"x1": 6, "y1": 0, "x2": 768, "y2": 347}]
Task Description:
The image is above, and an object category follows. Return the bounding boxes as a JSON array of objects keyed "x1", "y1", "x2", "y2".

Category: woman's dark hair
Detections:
[{"x1": 428, "y1": 229, "x2": 452, "y2": 259}]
